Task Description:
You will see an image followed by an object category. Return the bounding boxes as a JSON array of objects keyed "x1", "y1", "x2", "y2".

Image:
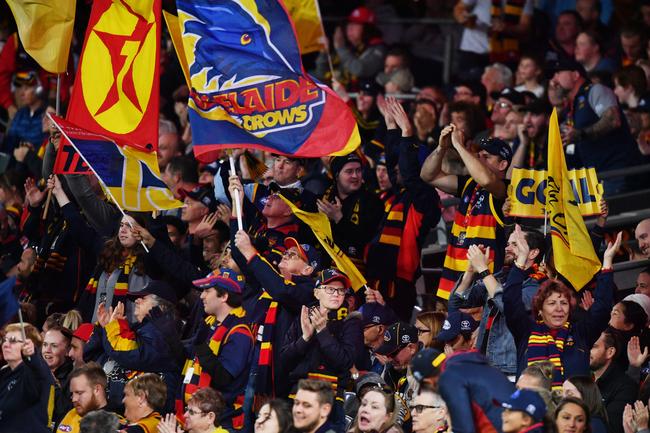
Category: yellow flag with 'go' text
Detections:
[
  {"x1": 278, "y1": 195, "x2": 367, "y2": 291},
  {"x1": 547, "y1": 109, "x2": 601, "y2": 290},
  {"x1": 7, "y1": 0, "x2": 75, "y2": 73}
]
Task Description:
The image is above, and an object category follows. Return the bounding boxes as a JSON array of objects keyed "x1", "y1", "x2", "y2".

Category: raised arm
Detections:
[{"x1": 420, "y1": 124, "x2": 459, "y2": 193}]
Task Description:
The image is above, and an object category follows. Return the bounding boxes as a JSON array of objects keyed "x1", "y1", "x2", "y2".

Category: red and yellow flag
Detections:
[
  {"x1": 283, "y1": 0, "x2": 326, "y2": 54},
  {"x1": 547, "y1": 109, "x2": 601, "y2": 290},
  {"x1": 66, "y1": 0, "x2": 161, "y2": 153}
]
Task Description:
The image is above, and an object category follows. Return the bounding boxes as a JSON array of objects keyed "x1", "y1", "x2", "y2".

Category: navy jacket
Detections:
[
  {"x1": 504, "y1": 267, "x2": 614, "y2": 378},
  {"x1": 438, "y1": 350, "x2": 515, "y2": 433},
  {"x1": 0, "y1": 349, "x2": 56, "y2": 433}
]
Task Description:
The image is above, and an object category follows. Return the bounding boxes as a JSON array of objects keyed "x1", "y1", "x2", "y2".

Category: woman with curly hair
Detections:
[{"x1": 504, "y1": 225, "x2": 618, "y2": 391}]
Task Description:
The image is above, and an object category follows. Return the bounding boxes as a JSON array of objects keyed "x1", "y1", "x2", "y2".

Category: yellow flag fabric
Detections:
[
  {"x1": 546, "y1": 109, "x2": 601, "y2": 290},
  {"x1": 163, "y1": 11, "x2": 191, "y2": 87},
  {"x1": 283, "y1": 0, "x2": 326, "y2": 54},
  {"x1": 278, "y1": 195, "x2": 367, "y2": 291},
  {"x1": 509, "y1": 168, "x2": 603, "y2": 218},
  {"x1": 6, "y1": 0, "x2": 75, "y2": 73}
]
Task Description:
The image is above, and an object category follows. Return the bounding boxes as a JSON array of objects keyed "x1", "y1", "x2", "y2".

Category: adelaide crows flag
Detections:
[
  {"x1": 49, "y1": 114, "x2": 182, "y2": 212},
  {"x1": 176, "y1": 0, "x2": 360, "y2": 162},
  {"x1": 66, "y1": 0, "x2": 161, "y2": 153}
]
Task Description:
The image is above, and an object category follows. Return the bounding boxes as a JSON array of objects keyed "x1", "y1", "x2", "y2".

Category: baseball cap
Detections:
[
  {"x1": 192, "y1": 267, "x2": 245, "y2": 294},
  {"x1": 491, "y1": 87, "x2": 525, "y2": 106},
  {"x1": 410, "y1": 348, "x2": 446, "y2": 382},
  {"x1": 478, "y1": 137, "x2": 513, "y2": 165},
  {"x1": 623, "y1": 294, "x2": 650, "y2": 320},
  {"x1": 500, "y1": 389, "x2": 547, "y2": 422},
  {"x1": 315, "y1": 268, "x2": 351, "y2": 290},
  {"x1": 348, "y1": 7, "x2": 376, "y2": 25},
  {"x1": 355, "y1": 372, "x2": 388, "y2": 394},
  {"x1": 13, "y1": 70, "x2": 38, "y2": 88},
  {"x1": 375, "y1": 322, "x2": 418, "y2": 356},
  {"x1": 360, "y1": 302, "x2": 396, "y2": 328},
  {"x1": 72, "y1": 323, "x2": 94, "y2": 343},
  {"x1": 435, "y1": 311, "x2": 479, "y2": 343},
  {"x1": 633, "y1": 93, "x2": 650, "y2": 113},
  {"x1": 545, "y1": 58, "x2": 587, "y2": 79},
  {"x1": 182, "y1": 185, "x2": 219, "y2": 212},
  {"x1": 330, "y1": 153, "x2": 363, "y2": 178},
  {"x1": 522, "y1": 98, "x2": 552, "y2": 115},
  {"x1": 127, "y1": 280, "x2": 178, "y2": 304},
  {"x1": 359, "y1": 79, "x2": 382, "y2": 96},
  {"x1": 284, "y1": 237, "x2": 321, "y2": 271}
]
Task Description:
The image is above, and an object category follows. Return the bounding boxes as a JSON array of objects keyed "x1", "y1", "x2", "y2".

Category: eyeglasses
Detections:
[
  {"x1": 416, "y1": 328, "x2": 430, "y2": 335},
  {"x1": 2, "y1": 337, "x2": 24, "y2": 345},
  {"x1": 185, "y1": 407, "x2": 207, "y2": 417},
  {"x1": 410, "y1": 404, "x2": 440, "y2": 413},
  {"x1": 282, "y1": 250, "x2": 301, "y2": 260},
  {"x1": 319, "y1": 286, "x2": 347, "y2": 296}
]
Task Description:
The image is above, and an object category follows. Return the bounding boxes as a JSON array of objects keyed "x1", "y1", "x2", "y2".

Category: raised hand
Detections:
[
  {"x1": 97, "y1": 302, "x2": 110, "y2": 328},
  {"x1": 580, "y1": 290, "x2": 594, "y2": 311},
  {"x1": 317, "y1": 197, "x2": 343, "y2": 223},
  {"x1": 623, "y1": 404, "x2": 635, "y2": 433},
  {"x1": 386, "y1": 97, "x2": 412, "y2": 136},
  {"x1": 228, "y1": 175, "x2": 244, "y2": 218},
  {"x1": 110, "y1": 301, "x2": 125, "y2": 322},
  {"x1": 627, "y1": 336, "x2": 649, "y2": 368},
  {"x1": 22, "y1": 338, "x2": 35, "y2": 357},
  {"x1": 194, "y1": 212, "x2": 219, "y2": 239},
  {"x1": 365, "y1": 287, "x2": 385, "y2": 306},
  {"x1": 300, "y1": 306, "x2": 315, "y2": 341},
  {"x1": 215, "y1": 203, "x2": 232, "y2": 225},
  {"x1": 603, "y1": 231, "x2": 622, "y2": 269},
  {"x1": 24, "y1": 178, "x2": 46, "y2": 208},
  {"x1": 512, "y1": 224, "x2": 530, "y2": 268},
  {"x1": 157, "y1": 413, "x2": 182, "y2": 433},
  {"x1": 234, "y1": 230, "x2": 256, "y2": 260},
  {"x1": 634, "y1": 400, "x2": 649, "y2": 431},
  {"x1": 131, "y1": 225, "x2": 156, "y2": 249},
  {"x1": 376, "y1": 94, "x2": 396, "y2": 129}
]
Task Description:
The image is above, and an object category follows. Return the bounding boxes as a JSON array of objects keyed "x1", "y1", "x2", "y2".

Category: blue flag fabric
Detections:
[
  {"x1": 50, "y1": 114, "x2": 183, "y2": 212},
  {"x1": 0, "y1": 276, "x2": 19, "y2": 326},
  {"x1": 176, "y1": 0, "x2": 359, "y2": 162}
]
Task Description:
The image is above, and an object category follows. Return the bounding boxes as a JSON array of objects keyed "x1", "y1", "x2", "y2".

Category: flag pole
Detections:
[
  {"x1": 228, "y1": 153, "x2": 244, "y2": 231},
  {"x1": 43, "y1": 75, "x2": 62, "y2": 220},
  {"x1": 46, "y1": 113, "x2": 151, "y2": 253},
  {"x1": 313, "y1": 0, "x2": 336, "y2": 79},
  {"x1": 17, "y1": 308, "x2": 30, "y2": 361}
]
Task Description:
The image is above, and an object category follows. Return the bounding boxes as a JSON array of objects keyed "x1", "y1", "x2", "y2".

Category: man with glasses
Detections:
[
  {"x1": 411, "y1": 348, "x2": 514, "y2": 433},
  {"x1": 280, "y1": 269, "x2": 363, "y2": 430},
  {"x1": 356, "y1": 302, "x2": 397, "y2": 374},
  {"x1": 411, "y1": 385, "x2": 450, "y2": 433},
  {"x1": 487, "y1": 88, "x2": 524, "y2": 140}
]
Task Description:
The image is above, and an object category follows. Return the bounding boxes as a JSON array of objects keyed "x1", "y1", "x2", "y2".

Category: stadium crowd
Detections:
[{"x1": 2, "y1": 0, "x2": 650, "y2": 432}]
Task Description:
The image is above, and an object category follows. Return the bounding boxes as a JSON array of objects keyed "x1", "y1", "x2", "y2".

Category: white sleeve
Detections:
[{"x1": 587, "y1": 84, "x2": 618, "y2": 117}]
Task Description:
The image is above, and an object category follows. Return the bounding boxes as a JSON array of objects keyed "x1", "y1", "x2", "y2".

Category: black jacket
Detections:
[{"x1": 597, "y1": 362, "x2": 638, "y2": 433}]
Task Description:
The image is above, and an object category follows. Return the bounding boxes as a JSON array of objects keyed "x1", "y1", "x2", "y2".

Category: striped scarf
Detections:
[
  {"x1": 526, "y1": 321, "x2": 570, "y2": 391},
  {"x1": 489, "y1": 0, "x2": 525, "y2": 63},
  {"x1": 254, "y1": 293, "x2": 278, "y2": 402}
]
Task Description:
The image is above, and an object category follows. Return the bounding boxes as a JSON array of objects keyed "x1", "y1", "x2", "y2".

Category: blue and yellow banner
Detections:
[
  {"x1": 49, "y1": 115, "x2": 182, "y2": 212},
  {"x1": 509, "y1": 168, "x2": 603, "y2": 218},
  {"x1": 547, "y1": 109, "x2": 600, "y2": 290},
  {"x1": 176, "y1": 0, "x2": 359, "y2": 162}
]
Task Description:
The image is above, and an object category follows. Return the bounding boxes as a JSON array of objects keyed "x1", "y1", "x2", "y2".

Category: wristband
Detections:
[
  {"x1": 514, "y1": 261, "x2": 527, "y2": 270},
  {"x1": 478, "y1": 269, "x2": 491, "y2": 279}
]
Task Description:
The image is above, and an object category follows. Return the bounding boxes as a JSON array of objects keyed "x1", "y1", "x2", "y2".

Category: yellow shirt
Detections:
[{"x1": 57, "y1": 409, "x2": 81, "y2": 433}]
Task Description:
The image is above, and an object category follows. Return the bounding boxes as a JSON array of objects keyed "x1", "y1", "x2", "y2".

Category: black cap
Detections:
[
  {"x1": 360, "y1": 302, "x2": 396, "y2": 327},
  {"x1": 411, "y1": 348, "x2": 446, "y2": 382},
  {"x1": 545, "y1": 58, "x2": 587, "y2": 79},
  {"x1": 522, "y1": 98, "x2": 552, "y2": 115},
  {"x1": 435, "y1": 311, "x2": 479, "y2": 342},
  {"x1": 479, "y1": 137, "x2": 513, "y2": 165},
  {"x1": 182, "y1": 185, "x2": 219, "y2": 212},
  {"x1": 127, "y1": 280, "x2": 177, "y2": 304},
  {"x1": 269, "y1": 182, "x2": 303, "y2": 207},
  {"x1": 12, "y1": 70, "x2": 39, "y2": 88},
  {"x1": 358, "y1": 79, "x2": 381, "y2": 96},
  {"x1": 315, "y1": 268, "x2": 351, "y2": 290},
  {"x1": 490, "y1": 87, "x2": 525, "y2": 106},
  {"x1": 355, "y1": 372, "x2": 388, "y2": 394},
  {"x1": 330, "y1": 153, "x2": 363, "y2": 177},
  {"x1": 375, "y1": 322, "x2": 418, "y2": 356}
]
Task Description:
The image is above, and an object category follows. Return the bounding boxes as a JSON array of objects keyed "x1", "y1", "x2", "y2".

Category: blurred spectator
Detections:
[
  {"x1": 3, "y1": 71, "x2": 46, "y2": 154},
  {"x1": 375, "y1": 47, "x2": 411, "y2": 88},
  {"x1": 514, "y1": 55, "x2": 545, "y2": 98},
  {"x1": 512, "y1": 98, "x2": 551, "y2": 169},
  {"x1": 614, "y1": 65, "x2": 647, "y2": 109},
  {"x1": 561, "y1": 376, "x2": 609, "y2": 433},
  {"x1": 490, "y1": 88, "x2": 525, "y2": 139},
  {"x1": 546, "y1": 10, "x2": 583, "y2": 61},
  {"x1": 635, "y1": 219, "x2": 650, "y2": 258},
  {"x1": 633, "y1": 93, "x2": 650, "y2": 156},
  {"x1": 56, "y1": 363, "x2": 111, "y2": 433},
  {"x1": 635, "y1": 267, "x2": 650, "y2": 295},
  {"x1": 499, "y1": 389, "x2": 547, "y2": 433},
  {"x1": 162, "y1": 155, "x2": 199, "y2": 199},
  {"x1": 44, "y1": 324, "x2": 74, "y2": 423},
  {"x1": 553, "y1": 398, "x2": 591, "y2": 433},
  {"x1": 481, "y1": 63, "x2": 513, "y2": 109},
  {"x1": 67, "y1": 323, "x2": 93, "y2": 368},
  {"x1": 620, "y1": 24, "x2": 645, "y2": 67},
  {"x1": 434, "y1": 311, "x2": 478, "y2": 353},
  {"x1": 79, "y1": 410, "x2": 120, "y2": 433},
  {"x1": 590, "y1": 329, "x2": 637, "y2": 433},
  {"x1": 414, "y1": 311, "x2": 446, "y2": 350},
  {"x1": 157, "y1": 130, "x2": 182, "y2": 172},
  {"x1": 254, "y1": 399, "x2": 295, "y2": 433},
  {"x1": 575, "y1": 31, "x2": 617, "y2": 75},
  {"x1": 548, "y1": 58, "x2": 642, "y2": 194},
  {"x1": 357, "y1": 302, "x2": 396, "y2": 373},
  {"x1": 158, "y1": 387, "x2": 227, "y2": 433},
  {"x1": 0, "y1": 322, "x2": 54, "y2": 433},
  {"x1": 410, "y1": 385, "x2": 450, "y2": 433},
  {"x1": 453, "y1": 0, "x2": 533, "y2": 81},
  {"x1": 292, "y1": 379, "x2": 335, "y2": 433},
  {"x1": 120, "y1": 374, "x2": 165, "y2": 431},
  {"x1": 347, "y1": 386, "x2": 401, "y2": 433}
]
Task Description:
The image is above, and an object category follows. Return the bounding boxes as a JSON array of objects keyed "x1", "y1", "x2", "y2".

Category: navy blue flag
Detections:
[{"x1": 0, "y1": 276, "x2": 19, "y2": 326}]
